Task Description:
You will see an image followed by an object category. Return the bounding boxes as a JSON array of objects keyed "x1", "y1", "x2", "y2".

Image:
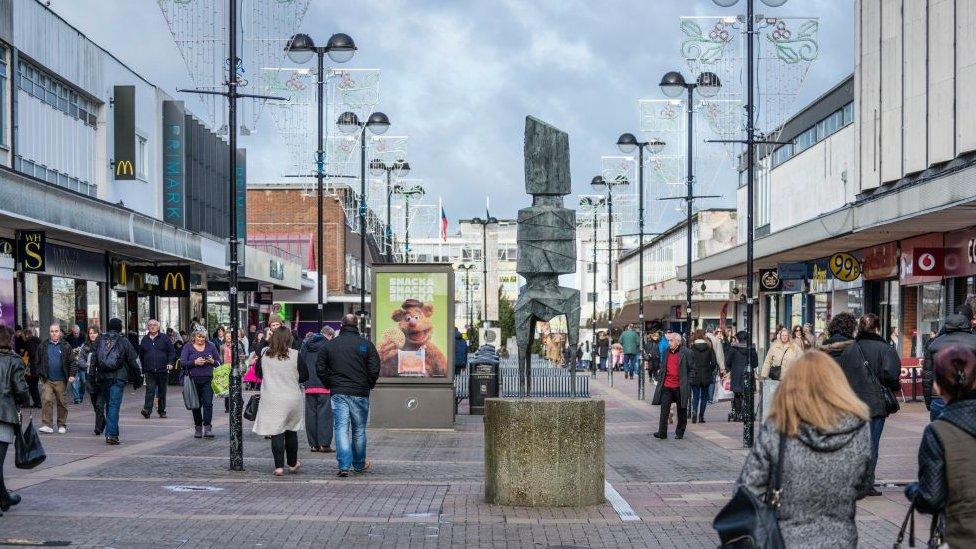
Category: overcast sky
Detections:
[{"x1": 52, "y1": 0, "x2": 852, "y2": 233}]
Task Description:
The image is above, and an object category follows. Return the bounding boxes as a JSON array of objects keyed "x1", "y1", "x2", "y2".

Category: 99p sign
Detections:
[{"x1": 829, "y1": 252, "x2": 861, "y2": 282}]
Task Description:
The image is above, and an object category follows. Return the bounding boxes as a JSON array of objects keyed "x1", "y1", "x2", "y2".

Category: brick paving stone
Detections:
[{"x1": 0, "y1": 375, "x2": 928, "y2": 548}]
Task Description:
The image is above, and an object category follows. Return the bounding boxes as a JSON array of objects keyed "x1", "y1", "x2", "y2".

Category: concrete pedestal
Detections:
[{"x1": 484, "y1": 398, "x2": 604, "y2": 507}]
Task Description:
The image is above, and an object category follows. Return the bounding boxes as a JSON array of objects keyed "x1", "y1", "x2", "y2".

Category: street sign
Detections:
[{"x1": 913, "y1": 247, "x2": 944, "y2": 276}]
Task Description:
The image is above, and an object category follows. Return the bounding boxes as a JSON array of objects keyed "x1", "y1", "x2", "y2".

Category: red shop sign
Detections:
[
  {"x1": 900, "y1": 233, "x2": 943, "y2": 285},
  {"x1": 944, "y1": 226, "x2": 976, "y2": 278},
  {"x1": 861, "y1": 242, "x2": 899, "y2": 280}
]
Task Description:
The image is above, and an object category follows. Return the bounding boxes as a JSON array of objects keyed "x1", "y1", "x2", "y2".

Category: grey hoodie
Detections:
[{"x1": 737, "y1": 415, "x2": 872, "y2": 549}]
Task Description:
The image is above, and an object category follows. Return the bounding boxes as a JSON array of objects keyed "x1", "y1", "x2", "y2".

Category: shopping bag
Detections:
[
  {"x1": 14, "y1": 412, "x2": 46, "y2": 469},
  {"x1": 714, "y1": 375, "x2": 734, "y2": 402},
  {"x1": 243, "y1": 394, "x2": 260, "y2": 422},
  {"x1": 182, "y1": 374, "x2": 200, "y2": 410},
  {"x1": 210, "y1": 363, "x2": 232, "y2": 398}
]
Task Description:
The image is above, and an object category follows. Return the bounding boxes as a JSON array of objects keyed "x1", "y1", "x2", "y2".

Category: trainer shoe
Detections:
[
  {"x1": 337, "y1": 470, "x2": 350, "y2": 478},
  {"x1": 353, "y1": 460, "x2": 373, "y2": 474},
  {"x1": 58, "y1": 426, "x2": 67, "y2": 434},
  {"x1": 38, "y1": 426, "x2": 54, "y2": 434},
  {"x1": 140, "y1": 410, "x2": 150, "y2": 419}
]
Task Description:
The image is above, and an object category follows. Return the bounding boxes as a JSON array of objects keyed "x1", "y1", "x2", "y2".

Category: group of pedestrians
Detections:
[
  {"x1": 712, "y1": 308, "x2": 976, "y2": 547},
  {"x1": 249, "y1": 314, "x2": 380, "y2": 477}
]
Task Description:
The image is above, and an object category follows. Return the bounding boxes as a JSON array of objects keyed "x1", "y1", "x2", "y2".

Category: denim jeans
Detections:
[
  {"x1": 71, "y1": 370, "x2": 87, "y2": 403},
  {"x1": 869, "y1": 417, "x2": 885, "y2": 482},
  {"x1": 623, "y1": 354, "x2": 638, "y2": 376},
  {"x1": 332, "y1": 394, "x2": 369, "y2": 471},
  {"x1": 691, "y1": 384, "x2": 712, "y2": 419},
  {"x1": 598, "y1": 356, "x2": 608, "y2": 371},
  {"x1": 929, "y1": 397, "x2": 946, "y2": 422},
  {"x1": 100, "y1": 379, "x2": 126, "y2": 438},
  {"x1": 191, "y1": 379, "x2": 214, "y2": 427}
]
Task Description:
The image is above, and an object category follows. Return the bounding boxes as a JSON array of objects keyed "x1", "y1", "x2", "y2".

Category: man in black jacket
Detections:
[
  {"x1": 36, "y1": 323, "x2": 75, "y2": 434},
  {"x1": 316, "y1": 314, "x2": 380, "y2": 477},
  {"x1": 138, "y1": 319, "x2": 175, "y2": 419},
  {"x1": 924, "y1": 311, "x2": 976, "y2": 421},
  {"x1": 94, "y1": 318, "x2": 142, "y2": 445}
]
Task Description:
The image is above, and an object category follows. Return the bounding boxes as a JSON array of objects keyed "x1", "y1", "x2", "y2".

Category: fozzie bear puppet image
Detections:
[{"x1": 379, "y1": 299, "x2": 448, "y2": 377}]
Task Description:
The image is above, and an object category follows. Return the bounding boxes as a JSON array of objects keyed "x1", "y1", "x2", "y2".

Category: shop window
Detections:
[
  {"x1": 86, "y1": 281, "x2": 101, "y2": 331},
  {"x1": 51, "y1": 276, "x2": 76, "y2": 328}
]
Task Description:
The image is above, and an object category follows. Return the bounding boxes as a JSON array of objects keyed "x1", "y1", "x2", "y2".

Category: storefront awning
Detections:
[{"x1": 684, "y1": 161, "x2": 976, "y2": 280}]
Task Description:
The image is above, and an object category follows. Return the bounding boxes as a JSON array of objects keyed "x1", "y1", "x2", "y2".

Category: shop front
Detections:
[
  {"x1": 110, "y1": 258, "x2": 196, "y2": 336},
  {"x1": 19, "y1": 241, "x2": 106, "y2": 334}
]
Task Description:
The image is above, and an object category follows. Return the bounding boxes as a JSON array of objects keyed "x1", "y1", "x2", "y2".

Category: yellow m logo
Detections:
[
  {"x1": 116, "y1": 160, "x2": 134, "y2": 176},
  {"x1": 164, "y1": 272, "x2": 185, "y2": 291}
]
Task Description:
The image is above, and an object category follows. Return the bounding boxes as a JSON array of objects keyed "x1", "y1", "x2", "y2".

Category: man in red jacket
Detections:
[{"x1": 651, "y1": 333, "x2": 690, "y2": 440}]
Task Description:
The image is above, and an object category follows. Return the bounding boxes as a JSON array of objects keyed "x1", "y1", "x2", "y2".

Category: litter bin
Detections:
[{"x1": 469, "y1": 359, "x2": 500, "y2": 415}]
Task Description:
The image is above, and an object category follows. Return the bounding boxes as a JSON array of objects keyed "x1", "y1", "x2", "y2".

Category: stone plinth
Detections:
[{"x1": 484, "y1": 398, "x2": 605, "y2": 507}]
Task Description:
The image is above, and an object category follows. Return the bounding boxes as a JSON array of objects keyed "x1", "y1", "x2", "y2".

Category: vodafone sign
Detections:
[{"x1": 913, "y1": 247, "x2": 944, "y2": 276}]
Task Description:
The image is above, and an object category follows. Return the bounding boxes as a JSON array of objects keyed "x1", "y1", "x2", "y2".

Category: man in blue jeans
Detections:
[
  {"x1": 92, "y1": 318, "x2": 142, "y2": 445},
  {"x1": 316, "y1": 314, "x2": 380, "y2": 477}
]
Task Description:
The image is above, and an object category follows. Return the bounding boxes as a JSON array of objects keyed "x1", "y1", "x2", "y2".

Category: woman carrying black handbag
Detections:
[
  {"x1": 717, "y1": 351, "x2": 873, "y2": 548},
  {"x1": 0, "y1": 326, "x2": 30, "y2": 515}
]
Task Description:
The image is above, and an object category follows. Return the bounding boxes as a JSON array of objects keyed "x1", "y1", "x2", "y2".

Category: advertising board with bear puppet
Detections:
[{"x1": 375, "y1": 270, "x2": 450, "y2": 378}]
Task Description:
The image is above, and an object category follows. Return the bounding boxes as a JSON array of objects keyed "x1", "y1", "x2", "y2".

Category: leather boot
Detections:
[{"x1": 0, "y1": 490, "x2": 20, "y2": 512}]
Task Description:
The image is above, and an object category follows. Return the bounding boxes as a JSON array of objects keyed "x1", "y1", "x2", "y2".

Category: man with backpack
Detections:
[{"x1": 93, "y1": 318, "x2": 142, "y2": 445}]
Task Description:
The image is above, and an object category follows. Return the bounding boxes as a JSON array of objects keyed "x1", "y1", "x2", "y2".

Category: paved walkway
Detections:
[{"x1": 0, "y1": 373, "x2": 927, "y2": 548}]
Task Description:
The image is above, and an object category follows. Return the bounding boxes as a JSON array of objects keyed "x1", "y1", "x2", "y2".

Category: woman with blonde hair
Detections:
[
  {"x1": 760, "y1": 326, "x2": 802, "y2": 417},
  {"x1": 735, "y1": 350, "x2": 872, "y2": 548}
]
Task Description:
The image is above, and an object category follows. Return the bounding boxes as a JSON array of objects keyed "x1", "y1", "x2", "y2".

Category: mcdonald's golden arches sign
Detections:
[{"x1": 156, "y1": 265, "x2": 190, "y2": 297}]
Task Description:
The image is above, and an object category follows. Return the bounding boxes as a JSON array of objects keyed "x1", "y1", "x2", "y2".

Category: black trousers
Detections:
[
  {"x1": 657, "y1": 386, "x2": 688, "y2": 437},
  {"x1": 143, "y1": 371, "x2": 168, "y2": 414},
  {"x1": 304, "y1": 394, "x2": 333, "y2": 448},
  {"x1": 271, "y1": 430, "x2": 299, "y2": 469},
  {"x1": 0, "y1": 440, "x2": 7, "y2": 496},
  {"x1": 26, "y1": 375, "x2": 41, "y2": 407},
  {"x1": 91, "y1": 390, "x2": 106, "y2": 434}
]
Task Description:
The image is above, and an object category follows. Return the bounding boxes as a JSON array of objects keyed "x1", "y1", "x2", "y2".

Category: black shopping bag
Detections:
[{"x1": 15, "y1": 412, "x2": 46, "y2": 469}]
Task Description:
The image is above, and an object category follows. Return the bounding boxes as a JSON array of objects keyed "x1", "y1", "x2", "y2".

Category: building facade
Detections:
[
  {"x1": 2, "y1": 0, "x2": 301, "y2": 339},
  {"x1": 692, "y1": 0, "x2": 976, "y2": 360}
]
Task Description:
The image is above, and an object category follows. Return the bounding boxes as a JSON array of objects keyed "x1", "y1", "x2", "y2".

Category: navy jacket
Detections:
[
  {"x1": 138, "y1": 333, "x2": 176, "y2": 373},
  {"x1": 454, "y1": 331, "x2": 469, "y2": 366}
]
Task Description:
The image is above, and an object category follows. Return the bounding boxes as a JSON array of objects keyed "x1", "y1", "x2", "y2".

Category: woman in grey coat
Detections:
[{"x1": 736, "y1": 350, "x2": 872, "y2": 548}]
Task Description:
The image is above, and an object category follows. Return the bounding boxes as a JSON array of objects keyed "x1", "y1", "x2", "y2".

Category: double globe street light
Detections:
[
  {"x1": 590, "y1": 174, "x2": 629, "y2": 359},
  {"x1": 613, "y1": 134, "x2": 665, "y2": 400},
  {"x1": 369, "y1": 158, "x2": 411, "y2": 262},
  {"x1": 285, "y1": 32, "x2": 357, "y2": 330},
  {"x1": 337, "y1": 110, "x2": 391, "y2": 325},
  {"x1": 658, "y1": 70, "x2": 721, "y2": 345}
]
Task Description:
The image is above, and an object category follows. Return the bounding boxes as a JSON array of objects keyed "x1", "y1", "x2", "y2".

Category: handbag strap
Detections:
[
  {"x1": 895, "y1": 500, "x2": 917, "y2": 547},
  {"x1": 768, "y1": 431, "x2": 788, "y2": 507}
]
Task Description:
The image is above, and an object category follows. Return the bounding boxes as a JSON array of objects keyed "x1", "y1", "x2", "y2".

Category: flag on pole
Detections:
[{"x1": 440, "y1": 200, "x2": 449, "y2": 242}]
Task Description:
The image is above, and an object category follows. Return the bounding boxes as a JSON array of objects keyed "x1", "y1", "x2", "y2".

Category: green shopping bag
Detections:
[{"x1": 211, "y1": 363, "x2": 232, "y2": 397}]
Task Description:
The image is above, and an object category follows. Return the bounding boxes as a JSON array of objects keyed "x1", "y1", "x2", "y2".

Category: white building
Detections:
[{"x1": 692, "y1": 0, "x2": 976, "y2": 357}]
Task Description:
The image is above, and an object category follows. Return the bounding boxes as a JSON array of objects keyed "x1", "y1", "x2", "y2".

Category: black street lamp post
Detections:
[
  {"x1": 615, "y1": 133, "x2": 665, "y2": 400},
  {"x1": 579, "y1": 196, "x2": 605, "y2": 378},
  {"x1": 285, "y1": 32, "x2": 357, "y2": 331},
  {"x1": 712, "y1": 0, "x2": 789, "y2": 448},
  {"x1": 591, "y1": 175, "x2": 628, "y2": 384},
  {"x1": 658, "y1": 70, "x2": 722, "y2": 344},
  {"x1": 369, "y1": 158, "x2": 411, "y2": 262},
  {"x1": 337, "y1": 110, "x2": 391, "y2": 326},
  {"x1": 180, "y1": 0, "x2": 288, "y2": 471},
  {"x1": 391, "y1": 184, "x2": 425, "y2": 263},
  {"x1": 470, "y1": 215, "x2": 498, "y2": 329}
]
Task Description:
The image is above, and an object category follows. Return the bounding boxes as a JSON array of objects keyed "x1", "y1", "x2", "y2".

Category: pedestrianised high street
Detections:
[{"x1": 0, "y1": 1, "x2": 974, "y2": 548}]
